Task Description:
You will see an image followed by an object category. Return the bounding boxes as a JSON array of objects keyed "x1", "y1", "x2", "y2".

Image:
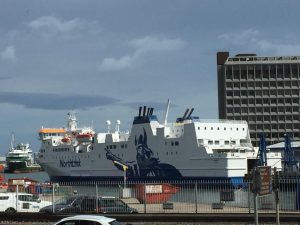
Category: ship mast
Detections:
[
  {"x1": 67, "y1": 111, "x2": 78, "y2": 131},
  {"x1": 10, "y1": 132, "x2": 15, "y2": 152},
  {"x1": 164, "y1": 99, "x2": 170, "y2": 125}
]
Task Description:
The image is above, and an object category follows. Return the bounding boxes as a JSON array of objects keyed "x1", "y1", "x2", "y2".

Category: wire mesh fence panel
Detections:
[{"x1": 4, "y1": 178, "x2": 300, "y2": 214}]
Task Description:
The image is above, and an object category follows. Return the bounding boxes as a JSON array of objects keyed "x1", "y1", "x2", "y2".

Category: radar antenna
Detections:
[
  {"x1": 106, "y1": 120, "x2": 111, "y2": 133},
  {"x1": 67, "y1": 111, "x2": 77, "y2": 131},
  {"x1": 115, "y1": 120, "x2": 121, "y2": 133}
]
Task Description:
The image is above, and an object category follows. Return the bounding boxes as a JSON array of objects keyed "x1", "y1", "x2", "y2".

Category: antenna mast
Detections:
[
  {"x1": 164, "y1": 99, "x2": 170, "y2": 125},
  {"x1": 10, "y1": 132, "x2": 15, "y2": 151}
]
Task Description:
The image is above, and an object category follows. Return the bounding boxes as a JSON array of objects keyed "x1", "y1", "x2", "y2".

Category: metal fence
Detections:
[{"x1": 3, "y1": 178, "x2": 300, "y2": 214}]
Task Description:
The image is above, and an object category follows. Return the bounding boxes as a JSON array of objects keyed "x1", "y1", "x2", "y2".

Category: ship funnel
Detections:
[
  {"x1": 147, "y1": 107, "x2": 151, "y2": 116},
  {"x1": 138, "y1": 106, "x2": 142, "y2": 117},
  {"x1": 143, "y1": 106, "x2": 147, "y2": 117},
  {"x1": 186, "y1": 108, "x2": 194, "y2": 119},
  {"x1": 182, "y1": 108, "x2": 190, "y2": 120},
  {"x1": 150, "y1": 108, "x2": 154, "y2": 116}
]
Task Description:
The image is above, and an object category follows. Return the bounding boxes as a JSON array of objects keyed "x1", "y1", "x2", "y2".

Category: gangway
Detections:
[
  {"x1": 283, "y1": 134, "x2": 299, "y2": 173},
  {"x1": 258, "y1": 134, "x2": 267, "y2": 166}
]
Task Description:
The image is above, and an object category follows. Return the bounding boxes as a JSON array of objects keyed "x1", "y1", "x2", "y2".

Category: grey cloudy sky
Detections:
[{"x1": 0, "y1": 0, "x2": 299, "y2": 154}]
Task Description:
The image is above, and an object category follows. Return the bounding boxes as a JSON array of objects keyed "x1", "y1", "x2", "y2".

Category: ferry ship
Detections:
[
  {"x1": 36, "y1": 102, "x2": 282, "y2": 183},
  {"x1": 6, "y1": 134, "x2": 42, "y2": 173}
]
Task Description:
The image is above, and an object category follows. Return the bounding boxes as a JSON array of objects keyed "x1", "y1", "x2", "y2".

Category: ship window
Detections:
[
  {"x1": 224, "y1": 128, "x2": 226, "y2": 131},
  {"x1": 125, "y1": 144, "x2": 127, "y2": 148},
  {"x1": 217, "y1": 127, "x2": 219, "y2": 130},
  {"x1": 166, "y1": 152, "x2": 168, "y2": 155},
  {"x1": 231, "y1": 141, "x2": 236, "y2": 145},
  {"x1": 236, "y1": 128, "x2": 238, "y2": 131},
  {"x1": 225, "y1": 141, "x2": 230, "y2": 145},
  {"x1": 109, "y1": 145, "x2": 112, "y2": 149},
  {"x1": 171, "y1": 142, "x2": 174, "y2": 146},
  {"x1": 215, "y1": 140, "x2": 220, "y2": 145},
  {"x1": 165, "y1": 142, "x2": 167, "y2": 145},
  {"x1": 211, "y1": 127, "x2": 213, "y2": 130},
  {"x1": 198, "y1": 127, "x2": 200, "y2": 130},
  {"x1": 121, "y1": 144, "x2": 124, "y2": 148},
  {"x1": 175, "y1": 141, "x2": 179, "y2": 146},
  {"x1": 205, "y1": 127, "x2": 207, "y2": 130},
  {"x1": 171, "y1": 152, "x2": 173, "y2": 155},
  {"x1": 208, "y1": 140, "x2": 213, "y2": 145},
  {"x1": 113, "y1": 145, "x2": 116, "y2": 149},
  {"x1": 0, "y1": 196, "x2": 9, "y2": 200},
  {"x1": 198, "y1": 139, "x2": 204, "y2": 145},
  {"x1": 176, "y1": 152, "x2": 178, "y2": 155}
]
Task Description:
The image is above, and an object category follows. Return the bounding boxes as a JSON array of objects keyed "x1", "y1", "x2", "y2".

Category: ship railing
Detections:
[
  {"x1": 196, "y1": 119, "x2": 248, "y2": 124},
  {"x1": 16, "y1": 177, "x2": 300, "y2": 214}
]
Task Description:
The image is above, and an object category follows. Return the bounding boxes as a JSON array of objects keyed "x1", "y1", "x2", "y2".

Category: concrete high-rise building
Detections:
[{"x1": 217, "y1": 52, "x2": 300, "y2": 147}]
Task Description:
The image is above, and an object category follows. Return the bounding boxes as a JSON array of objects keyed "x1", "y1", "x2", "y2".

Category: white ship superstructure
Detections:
[
  {"x1": 36, "y1": 106, "x2": 282, "y2": 183},
  {"x1": 6, "y1": 133, "x2": 41, "y2": 173}
]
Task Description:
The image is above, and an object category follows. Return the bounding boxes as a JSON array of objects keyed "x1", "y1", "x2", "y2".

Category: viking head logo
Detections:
[{"x1": 135, "y1": 128, "x2": 155, "y2": 161}]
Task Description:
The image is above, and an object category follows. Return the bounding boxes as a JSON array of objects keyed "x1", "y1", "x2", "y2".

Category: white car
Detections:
[
  {"x1": 0, "y1": 192, "x2": 52, "y2": 213},
  {"x1": 54, "y1": 215, "x2": 123, "y2": 225}
]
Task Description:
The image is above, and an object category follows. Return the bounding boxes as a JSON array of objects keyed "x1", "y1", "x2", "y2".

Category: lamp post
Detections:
[{"x1": 113, "y1": 161, "x2": 128, "y2": 188}]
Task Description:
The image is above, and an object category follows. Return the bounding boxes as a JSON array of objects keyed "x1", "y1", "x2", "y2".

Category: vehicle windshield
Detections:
[
  {"x1": 18, "y1": 194, "x2": 39, "y2": 202},
  {"x1": 55, "y1": 196, "x2": 78, "y2": 205},
  {"x1": 109, "y1": 220, "x2": 123, "y2": 225}
]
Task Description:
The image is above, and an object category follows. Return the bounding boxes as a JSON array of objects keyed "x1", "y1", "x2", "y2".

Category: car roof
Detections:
[
  {"x1": 82, "y1": 196, "x2": 117, "y2": 200},
  {"x1": 58, "y1": 215, "x2": 116, "y2": 223},
  {"x1": 0, "y1": 192, "x2": 31, "y2": 195}
]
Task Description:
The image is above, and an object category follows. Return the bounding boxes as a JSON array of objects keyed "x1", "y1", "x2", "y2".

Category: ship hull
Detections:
[
  {"x1": 50, "y1": 175, "x2": 244, "y2": 184},
  {"x1": 6, "y1": 161, "x2": 42, "y2": 173}
]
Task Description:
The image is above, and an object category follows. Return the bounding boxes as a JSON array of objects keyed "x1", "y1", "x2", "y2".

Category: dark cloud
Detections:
[{"x1": 0, "y1": 91, "x2": 120, "y2": 110}]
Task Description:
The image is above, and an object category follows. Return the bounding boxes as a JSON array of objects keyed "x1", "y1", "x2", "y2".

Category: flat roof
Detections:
[
  {"x1": 225, "y1": 55, "x2": 300, "y2": 65},
  {"x1": 267, "y1": 141, "x2": 300, "y2": 149}
]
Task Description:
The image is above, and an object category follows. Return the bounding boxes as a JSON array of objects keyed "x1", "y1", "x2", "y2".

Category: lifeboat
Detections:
[
  {"x1": 62, "y1": 137, "x2": 72, "y2": 143},
  {"x1": 76, "y1": 133, "x2": 93, "y2": 142}
]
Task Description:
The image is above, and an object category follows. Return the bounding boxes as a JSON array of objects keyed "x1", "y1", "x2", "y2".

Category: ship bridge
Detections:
[{"x1": 38, "y1": 128, "x2": 66, "y2": 140}]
